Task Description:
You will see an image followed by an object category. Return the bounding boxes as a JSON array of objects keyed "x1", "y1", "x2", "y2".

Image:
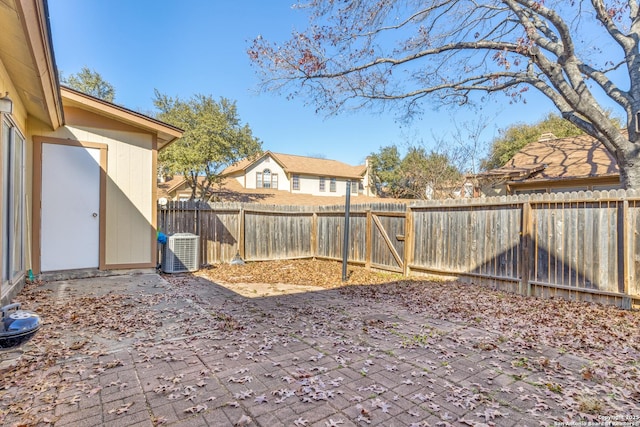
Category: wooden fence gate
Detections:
[{"x1": 368, "y1": 211, "x2": 406, "y2": 273}]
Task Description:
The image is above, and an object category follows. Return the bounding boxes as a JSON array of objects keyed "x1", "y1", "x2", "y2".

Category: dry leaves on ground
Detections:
[
  {"x1": 198, "y1": 259, "x2": 640, "y2": 410},
  {"x1": 2, "y1": 258, "x2": 639, "y2": 426},
  {"x1": 198, "y1": 259, "x2": 640, "y2": 361},
  {"x1": 196, "y1": 258, "x2": 401, "y2": 288}
]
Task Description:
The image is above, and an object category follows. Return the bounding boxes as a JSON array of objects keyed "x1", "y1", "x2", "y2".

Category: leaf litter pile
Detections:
[
  {"x1": 198, "y1": 258, "x2": 401, "y2": 288},
  {"x1": 0, "y1": 258, "x2": 637, "y2": 426}
]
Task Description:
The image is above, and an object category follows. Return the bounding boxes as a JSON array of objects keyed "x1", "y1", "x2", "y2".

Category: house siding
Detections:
[
  {"x1": 296, "y1": 174, "x2": 360, "y2": 197},
  {"x1": 0, "y1": 58, "x2": 30, "y2": 304},
  {"x1": 245, "y1": 156, "x2": 289, "y2": 190}
]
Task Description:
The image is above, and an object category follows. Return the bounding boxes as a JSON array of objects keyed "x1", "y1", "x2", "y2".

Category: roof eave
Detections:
[
  {"x1": 507, "y1": 173, "x2": 621, "y2": 186},
  {"x1": 60, "y1": 86, "x2": 183, "y2": 149},
  {"x1": 9, "y1": 0, "x2": 64, "y2": 128}
]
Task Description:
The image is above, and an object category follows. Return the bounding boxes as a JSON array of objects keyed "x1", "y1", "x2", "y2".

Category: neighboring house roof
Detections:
[
  {"x1": 158, "y1": 175, "x2": 209, "y2": 199},
  {"x1": 221, "y1": 151, "x2": 366, "y2": 179},
  {"x1": 160, "y1": 176, "x2": 404, "y2": 206},
  {"x1": 477, "y1": 134, "x2": 619, "y2": 183},
  {"x1": 61, "y1": 86, "x2": 183, "y2": 149},
  {"x1": 1, "y1": 0, "x2": 63, "y2": 128}
]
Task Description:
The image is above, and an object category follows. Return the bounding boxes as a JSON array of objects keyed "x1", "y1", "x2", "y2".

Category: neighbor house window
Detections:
[
  {"x1": 263, "y1": 169, "x2": 272, "y2": 188},
  {"x1": 319, "y1": 177, "x2": 325, "y2": 192},
  {"x1": 351, "y1": 180, "x2": 358, "y2": 194},
  {"x1": 330, "y1": 178, "x2": 337, "y2": 192},
  {"x1": 256, "y1": 168, "x2": 278, "y2": 189},
  {"x1": 292, "y1": 175, "x2": 300, "y2": 191}
]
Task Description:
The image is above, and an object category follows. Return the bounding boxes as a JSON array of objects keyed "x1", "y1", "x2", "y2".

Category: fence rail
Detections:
[{"x1": 158, "y1": 189, "x2": 640, "y2": 309}]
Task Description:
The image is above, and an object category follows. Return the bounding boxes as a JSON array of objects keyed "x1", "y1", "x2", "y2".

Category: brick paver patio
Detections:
[{"x1": 0, "y1": 273, "x2": 637, "y2": 426}]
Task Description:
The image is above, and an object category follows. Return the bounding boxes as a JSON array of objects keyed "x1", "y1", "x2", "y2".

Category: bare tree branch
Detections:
[{"x1": 249, "y1": 0, "x2": 640, "y2": 187}]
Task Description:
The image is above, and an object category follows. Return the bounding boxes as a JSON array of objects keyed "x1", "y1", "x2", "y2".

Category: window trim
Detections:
[
  {"x1": 1, "y1": 115, "x2": 25, "y2": 290},
  {"x1": 263, "y1": 168, "x2": 272, "y2": 189},
  {"x1": 256, "y1": 168, "x2": 278, "y2": 189}
]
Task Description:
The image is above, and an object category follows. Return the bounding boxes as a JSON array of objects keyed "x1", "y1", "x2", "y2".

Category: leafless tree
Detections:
[{"x1": 249, "y1": 0, "x2": 640, "y2": 188}]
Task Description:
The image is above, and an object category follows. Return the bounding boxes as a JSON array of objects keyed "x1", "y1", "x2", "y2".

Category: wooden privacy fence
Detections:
[{"x1": 158, "y1": 189, "x2": 640, "y2": 309}]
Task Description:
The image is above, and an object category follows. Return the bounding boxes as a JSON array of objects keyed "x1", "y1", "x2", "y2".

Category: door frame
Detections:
[
  {"x1": 32, "y1": 136, "x2": 108, "y2": 274},
  {"x1": 1, "y1": 115, "x2": 26, "y2": 299}
]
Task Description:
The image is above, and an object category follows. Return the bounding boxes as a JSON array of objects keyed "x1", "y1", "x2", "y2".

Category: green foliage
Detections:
[
  {"x1": 367, "y1": 145, "x2": 402, "y2": 196},
  {"x1": 401, "y1": 147, "x2": 463, "y2": 199},
  {"x1": 154, "y1": 92, "x2": 262, "y2": 200},
  {"x1": 368, "y1": 145, "x2": 462, "y2": 199},
  {"x1": 62, "y1": 67, "x2": 115, "y2": 102},
  {"x1": 481, "y1": 113, "x2": 583, "y2": 170}
]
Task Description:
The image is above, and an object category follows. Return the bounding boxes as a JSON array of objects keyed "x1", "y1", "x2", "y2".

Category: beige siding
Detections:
[
  {"x1": 1, "y1": 57, "x2": 30, "y2": 200},
  {"x1": 106, "y1": 131, "x2": 153, "y2": 265},
  {"x1": 296, "y1": 175, "x2": 361, "y2": 197},
  {"x1": 28, "y1": 123, "x2": 155, "y2": 266},
  {"x1": 297, "y1": 175, "x2": 321, "y2": 194},
  {"x1": 0, "y1": 60, "x2": 28, "y2": 132},
  {"x1": 0, "y1": 58, "x2": 30, "y2": 303}
]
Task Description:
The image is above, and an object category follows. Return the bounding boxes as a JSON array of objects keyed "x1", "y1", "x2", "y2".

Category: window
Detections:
[
  {"x1": 256, "y1": 168, "x2": 278, "y2": 189},
  {"x1": 330, "y1": 178, "x2": 337, "y2": 192},
  {"x1": 319, "y1": 177, "x2": 325, "y2": 192},
  {"x1": 263, "y1": 169, "x2": 271, "y2": 188},
  {"x1": 351, "y1": 180, "x2": 358, "y2": 194},
  {"x1": 292, "y1": 175, "x2": 300, "y2": 191},
  {"x1": 1, "y1": 118, "x2": 25, "y2": 286}
]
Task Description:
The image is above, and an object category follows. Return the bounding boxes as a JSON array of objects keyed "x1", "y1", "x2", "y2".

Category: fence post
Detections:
[
  {"x1": 311, "y1": 211, "x2": 318, "y2": 259},
  {"x1": 342, "y1": 181, "x2": 352, "y2": 281},
  {"x1": 195, "y1": 200, "x2": 200, "y2": 236},
  {"x1": 622, "y1": 199, "x2": 632, "y2": 309},
  {"x1": 520, "y1": 201, "x2": 532, "y2": 296},
  {"x1": 403, "y1": 206, "x2": 413, "y2": 277},
  {"x1": 365, "y1": 208, "x2": 372, "y2": 269},
  {"x1": 238, "y1": 207, "x2": 245, "y2": 259}
]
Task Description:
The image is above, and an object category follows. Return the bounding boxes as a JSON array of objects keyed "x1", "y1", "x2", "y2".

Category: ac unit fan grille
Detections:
[{"x1": 162, "y1": 233, "x2": 199, "y2": 273}]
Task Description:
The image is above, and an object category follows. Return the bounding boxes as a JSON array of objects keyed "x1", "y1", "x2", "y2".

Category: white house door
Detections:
[{"x1": 40, "y1": 143, "x2": 101, "y2": 272}]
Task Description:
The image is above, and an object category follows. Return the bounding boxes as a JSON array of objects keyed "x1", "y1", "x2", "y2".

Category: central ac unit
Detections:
[{"x1": 162, "y1": 233, "x2": 200, "y2": 273}]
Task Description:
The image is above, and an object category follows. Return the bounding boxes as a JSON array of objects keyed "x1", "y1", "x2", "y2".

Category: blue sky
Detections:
[{"x1": 48, "y1": 0, "x2": 566, "y2": 168}]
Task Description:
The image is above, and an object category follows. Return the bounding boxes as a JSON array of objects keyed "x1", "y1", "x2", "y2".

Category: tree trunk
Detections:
[{"x1": 617, "y1": 146, "x2": 640, "y2": 189}]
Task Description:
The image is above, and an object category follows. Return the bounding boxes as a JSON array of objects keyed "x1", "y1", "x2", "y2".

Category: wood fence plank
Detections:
[{"x1": 158, "y1": 192, "x2": 639, "y2": 308}]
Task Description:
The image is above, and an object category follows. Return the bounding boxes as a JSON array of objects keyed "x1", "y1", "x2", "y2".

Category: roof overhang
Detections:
[
  {"x1": 474, "y1": 164, "x2": 546, "y2": 181},
  {"x1": 60, "y1": 86, "x2": 183, "y2": 149},
  {"x1": 507, "y1": 174, "x2": 620, "y2": 189},
  {"x1": 0, "y1": 0, "x2": 63, "y2": 128}
]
